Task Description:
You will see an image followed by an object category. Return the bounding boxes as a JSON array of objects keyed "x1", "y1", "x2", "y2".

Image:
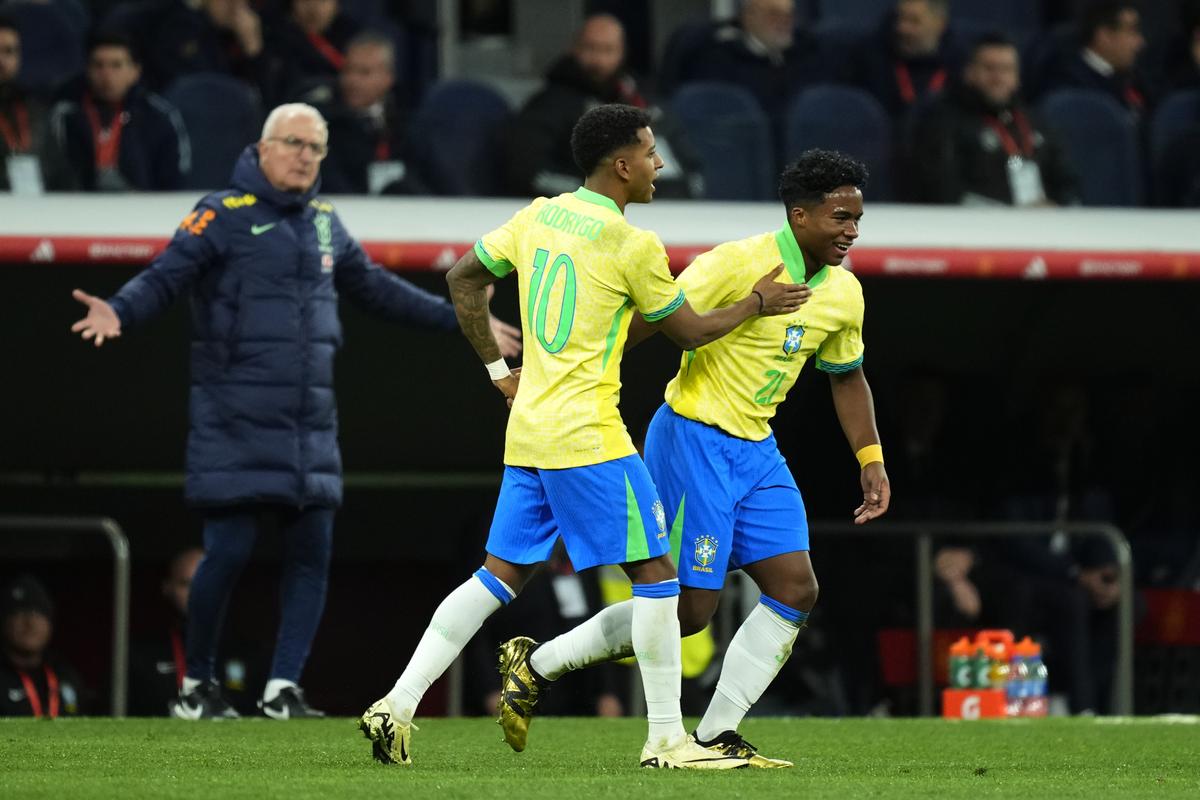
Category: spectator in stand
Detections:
[
  {"x1": 51, "y1": 33, "x2": 191, "y2": 192},
  {"x1": 143, "y1": 0, "x2": 270, "y2": 98},
  {"x1": 1036, "y1": 1, "x2": 1155, "y2": 118},
  {"x1": 270, "y1": 0, "x2": 361, "y2": 97},
  {"x1": 1164, "y1": 3, "x2": 1200, "y2": 90},
  {"x1": 0, "y1": 575, "x2": 88, "y2": 717},
  {"x1": 845, "y1": 0, "x2": 962, "y2": 121},
  {"x1": 315, "y1": 31, "x2": 425, "y2": 194},
  {"x1": 907, "y1": 34, "x2": 1078, "y2": 206},
  {"x1": 503, "y1": 13, "x2": 701, "y2": 199},
  {"x1": 128, "y1": 548, "x2": 264, "y2": 716},
  {"x1": 669, "y1": 0, "x2": 825, "y2": 124},
  {"x1": 0, "y1": 13, "x2": 74, "y2": 192}
]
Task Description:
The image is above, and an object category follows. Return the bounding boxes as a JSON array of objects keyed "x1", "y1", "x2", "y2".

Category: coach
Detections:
[{"x1": 70, "y1": 103, "x2": 520, "y2": 720}]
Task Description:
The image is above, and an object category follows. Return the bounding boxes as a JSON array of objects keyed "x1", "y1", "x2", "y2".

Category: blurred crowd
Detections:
[{"x1": 0, "y1": 0, "x2": 1198, "y2": 204}]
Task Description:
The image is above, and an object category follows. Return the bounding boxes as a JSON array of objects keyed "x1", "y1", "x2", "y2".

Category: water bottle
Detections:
[
  {"x1": 1025, "y1": 640, "x2": 1049, "y2": 717},
  {"x1": 972, "y1": 644, "x2": 992, "y2": 689},
  {"x1": 987, "y1": 643, "x2": 1011, "y2": 693},
  {"x1": 949, "y1": 637, "x2": 973, "y2": 689},
  {"x1": 1008, "y1": 639, "x2": 1031, "y2": 716}
]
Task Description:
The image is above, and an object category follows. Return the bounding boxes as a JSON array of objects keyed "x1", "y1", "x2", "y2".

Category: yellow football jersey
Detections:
[
  {"x1": 664, "y1": 225, "x2": 865, "y2": 441},
  {"x1": 476, "y1": 187, "x2": 684, "y2": 468}
]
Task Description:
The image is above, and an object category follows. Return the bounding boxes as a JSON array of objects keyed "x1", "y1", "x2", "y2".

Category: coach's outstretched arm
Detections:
[
  {"x1": 642, "y1": 265, "x2": 810, "y2": 352},
  {"x1": 447, "y1": 249, "x2": 520, "y2": 405},
  {"x1": 829, "y1": 366, "x2": 891, "y2": 524}
]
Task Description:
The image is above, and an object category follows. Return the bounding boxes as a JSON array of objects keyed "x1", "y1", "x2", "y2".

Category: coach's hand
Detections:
[
  {"x1": 70, "y1": 289, "x2": 122, "y2": 347},
  {"x1": 494, "y1": 367, "x2": 521, "y2": 408},
  {"x1": 490, "y1": 315, "x2": 522, "y2": 359},
  {"x1": 854, "y1": 462, "x2": 890, "y2": 524},
  {"x1": 752, "y1": 265, "x2": 811, "y2": 316}
]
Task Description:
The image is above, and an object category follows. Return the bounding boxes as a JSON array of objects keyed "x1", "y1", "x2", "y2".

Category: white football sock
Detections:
[
  {"x1": 632, "y1": 591, "x2": 686, "y2": 750},
  {"x1": 530, "y1": 600, "x2": 634, "y2": 680},
  {"x1": 262, "y1": 678, "x2": 297, "y2": 703},
  {"x1": 695, "y1": 602, "x2": 800, "y2": 742},
  {"x1": 385, "y1": 571, "x2": 511, "y2": 723}
]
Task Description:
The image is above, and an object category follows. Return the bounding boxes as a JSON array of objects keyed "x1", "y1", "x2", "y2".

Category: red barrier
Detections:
[{"x1": 3, "y1": 234, "x2": 1198, "y2": 279}]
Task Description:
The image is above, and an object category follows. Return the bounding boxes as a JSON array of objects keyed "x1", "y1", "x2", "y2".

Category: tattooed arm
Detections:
[{"x1": 447, "y1": 249, "x2": 520, "y2": 404}]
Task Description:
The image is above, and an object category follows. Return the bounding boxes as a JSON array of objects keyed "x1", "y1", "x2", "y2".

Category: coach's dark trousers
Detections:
[{"x1": 185, "y1": 505, "x2": 335, "y2": 685}]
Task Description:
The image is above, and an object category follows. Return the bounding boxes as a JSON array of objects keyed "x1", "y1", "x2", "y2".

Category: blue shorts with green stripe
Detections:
[
  {"x1": 645, "y1": 403, "x2": 809, "y2": 591},
  {"x1": 485, "y1": 454, "x2": 671, "y2": 571}
]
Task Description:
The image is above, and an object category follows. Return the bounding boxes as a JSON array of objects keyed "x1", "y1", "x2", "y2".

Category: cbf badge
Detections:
[
  {"x1": 783, "y1": 325, "x2": 805, "y2": 355},
  {"x1": 694, "y1": 535, "x2": 718, "y2": 572},
  {"x1": 652, "y1": 500, "x2": 667, "y2": 537}
]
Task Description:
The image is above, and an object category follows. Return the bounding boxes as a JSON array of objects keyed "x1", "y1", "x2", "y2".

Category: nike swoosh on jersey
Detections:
[{"x1": 251, "y1": 223, "x2": 277, "y2": 235}]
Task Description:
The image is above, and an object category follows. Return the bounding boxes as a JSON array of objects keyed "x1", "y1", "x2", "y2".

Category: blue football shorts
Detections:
[
  {"x1": 486, "y1": 453, "x2": 671, "y2": 571},
  {"x1": 643, "y1": 403, "x2": 809, "y2": 590}
]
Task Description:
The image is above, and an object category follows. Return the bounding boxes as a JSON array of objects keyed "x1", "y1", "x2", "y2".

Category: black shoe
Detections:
[
  {"x1": 259, "y1": 686, "x2": 325, "y2": 720},
  {"x1": 169, "y1": 680, "x2": 240, "y2": 720}
]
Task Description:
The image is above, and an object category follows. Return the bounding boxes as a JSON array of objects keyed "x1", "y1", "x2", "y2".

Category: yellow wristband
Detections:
[{"x1": 855, "y1": 444, "x2": 883, "y2": 469}]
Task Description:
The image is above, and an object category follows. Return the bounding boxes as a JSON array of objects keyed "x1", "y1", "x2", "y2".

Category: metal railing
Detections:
[{"x1": 0, "y1": 515, "x2": 131, "y2": 717}]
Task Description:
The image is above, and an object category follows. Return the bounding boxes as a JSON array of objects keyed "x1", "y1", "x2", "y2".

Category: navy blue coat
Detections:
[{"x1": 108, "y1": 146, "x2": 458, "y2": 508}]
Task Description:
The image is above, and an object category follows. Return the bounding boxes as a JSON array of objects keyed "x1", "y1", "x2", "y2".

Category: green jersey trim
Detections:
[
  {"x1": 774, "y1": 225, "x2": 829, "y2": 289},
  {"x1": 602, "y1": 299, "x2": 632, "y2": 371},
  {"x1": 573, "y1": 186, "x2": 622, "y2": 216},
  {"x1": 475, "y1": 240, "x2": 514, "y2": 277},
  {"x1": 642, "y1": 289, "x2": 685, "y2": 322},
  {"x1": 816, "y1": 354, "x2": 864, "y2": 374}
]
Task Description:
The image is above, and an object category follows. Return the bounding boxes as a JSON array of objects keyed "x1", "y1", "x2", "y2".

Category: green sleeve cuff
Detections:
[
  {"x1": 641, "y1": 289, "x2": 685, "y2": 322},
  {"x1": 816, "y1": 354, "x2": 864, "y2": 374},
  {"x1": 474, "y1": 240, "x2": 514, "y2": 277}
]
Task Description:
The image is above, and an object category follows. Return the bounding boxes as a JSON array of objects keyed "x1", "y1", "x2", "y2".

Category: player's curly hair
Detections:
[
  {"x1": 778, "y1": 149, "x2": 869, "y2": 209},
  {"x1": 570, "y1": 104, "x2": 652, "y2": 176}
]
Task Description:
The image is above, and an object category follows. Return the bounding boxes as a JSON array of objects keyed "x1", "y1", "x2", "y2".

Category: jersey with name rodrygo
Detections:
[
  {"x1": 665, "y1": 225, "x2": 865, "y2": 442},
  {"x1": 475, "y1": 187, "x2": 685, "y2": 468}
]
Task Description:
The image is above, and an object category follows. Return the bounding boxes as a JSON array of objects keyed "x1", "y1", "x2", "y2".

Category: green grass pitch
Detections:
[{"x1": 3, "y1": 717, "x2": 1198, "y2": 799}]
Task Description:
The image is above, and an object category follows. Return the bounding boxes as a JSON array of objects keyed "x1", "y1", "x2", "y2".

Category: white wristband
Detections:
[{"x1": 485, "y1": 358, "x2": 511, "y2": 380}]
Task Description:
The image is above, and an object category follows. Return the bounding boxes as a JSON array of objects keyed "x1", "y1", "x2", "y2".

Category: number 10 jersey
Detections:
[{"x1": 474, "y1": 187, "x2": 684, "y2": 469}]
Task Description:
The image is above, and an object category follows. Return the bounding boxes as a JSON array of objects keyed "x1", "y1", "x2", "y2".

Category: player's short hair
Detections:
[
  {"x1": 1080, "y1": 1, "x2": 1139, "y2": 44},
  {"x1": 0, "y1": 11, "x2": 17, "y2": 38},
  {"x1": 89, "y1": 31, "x2": 139, "y2": 64},
  {"x1": 899, "y1": 0, "x2": 949, "y2": 16},
  {"x1": 570, "y1": 104, "x2": 652, "y2": 176},
  {"x1": 778, "y1": 149, "x2": 869, "y2": 209},
  {"x1": 967, "y1": 31, "x2": 1018, "y2": 62}
]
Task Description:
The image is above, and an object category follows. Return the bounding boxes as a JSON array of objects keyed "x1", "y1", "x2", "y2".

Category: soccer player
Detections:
[
  {"x1": 497, "y1": 149, "x2": 890, "y2": 768},
  {"x1": 357, "y1": 104, "x2": 809, "y2": 769}
]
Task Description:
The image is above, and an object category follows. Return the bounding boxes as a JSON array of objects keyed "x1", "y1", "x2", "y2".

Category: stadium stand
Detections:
[
  {"x1": 1039, "y1": 88, "x2": 1143, "y2": 205},
  {"x1": 164, "y1": 73, "x2": 263, "y2": 191},
  {"x1": 668, "y1": 81, "x2": 775, "y2": 200}
]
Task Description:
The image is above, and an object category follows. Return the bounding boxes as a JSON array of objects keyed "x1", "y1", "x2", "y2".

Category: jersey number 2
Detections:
[{"x1": 529, "y1": 248, "x2": 577, "y2": 353}]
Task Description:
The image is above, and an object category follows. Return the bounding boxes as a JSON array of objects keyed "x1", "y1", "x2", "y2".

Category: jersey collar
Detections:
[
  {"x1": 574, "y1": 186, "x2": 622, "y2": 216},
  {"x1": 774, "y1": 225, "x2": 829, "y2": 288}
]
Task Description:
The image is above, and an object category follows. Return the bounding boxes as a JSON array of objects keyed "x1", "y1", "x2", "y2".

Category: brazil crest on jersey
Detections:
[
  {"x1": 664, "y1": 224, "x2": 865, "y2": 441},
  {"x1": 475, "y1": 187, "x2": 685, "y2": 468}
]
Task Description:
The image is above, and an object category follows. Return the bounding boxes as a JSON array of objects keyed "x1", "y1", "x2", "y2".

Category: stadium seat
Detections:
[
  {"x1": 408, "y1": 79, "x2": 510, "y2": 195},
  {"x1": 948, "y1": 0, "x2": 1039, "y2": 35},
  {"x1": 812, "y1": 0, "x2": 894, "y2": 27},
  {"x1": 1150, "y1": 90, "x2": 1200, "y2": 171},
  {"x1": 657, "y1": 19, "x2": 717, "y2": 98},
  {"x1": 339, "y1": 0, "x2": 386, "y2": 24},
  {"x1": 784, "y1": 85, "x2": 893, "y2": 201},
  {"x1": 668, "y1": 82, "x2": 775, "y2": 201},
  {"x1": 1038, "y1": 89, "x2": 1143, "y2": 206},
  {"x1": 165, "y1": 74, "x2": 263, "y2": 190},
  {"x1": 9, "y1": 2, "x2": 84, "y2": 92}
]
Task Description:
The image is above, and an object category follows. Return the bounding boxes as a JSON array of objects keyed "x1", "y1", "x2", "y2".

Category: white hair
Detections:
[{"x1": 260, "y1": 103, "x2": 328, "y2": 141}]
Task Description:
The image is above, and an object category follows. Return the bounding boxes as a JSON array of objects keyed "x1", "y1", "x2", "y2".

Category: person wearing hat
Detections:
[{"x1": 0, "y1": 575, "x2": 87, "y2": 717}]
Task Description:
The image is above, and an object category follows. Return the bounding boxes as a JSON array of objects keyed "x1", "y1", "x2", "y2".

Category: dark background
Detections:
[{"x1": 4, "y1": 265, "x2": 1199, "y2": 714}]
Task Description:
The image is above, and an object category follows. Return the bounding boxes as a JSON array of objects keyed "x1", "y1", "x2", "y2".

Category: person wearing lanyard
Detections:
[
  {"x1": 847, "y1": 0, "x2": 959, "y2": 121},
  {"x1": 0, "y1": 12, "x2": 75, "y2": 193},
  {"x1": 127, "y1": 548, "x2": 265, "y2": 716},
  {"x1": 1, "y1": 575, "x2": 87, "y2": 718},
  {"x1": 316, "y1": 31, "x2": 427, "y2": 195},
  {"x1": 907, "y1": 34, "x2": 1079, "y2": 207},
  {"x1": 273, "y1": 0, "x2": 361, "y2": 89},
  {"x1": 50, "y1": 32, "x2": 190, "y2": 191}
]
